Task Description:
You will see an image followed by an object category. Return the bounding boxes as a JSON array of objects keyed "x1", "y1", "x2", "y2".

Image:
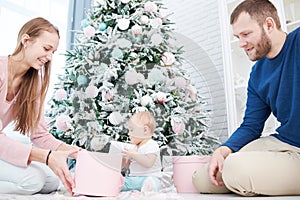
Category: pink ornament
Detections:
[
  {"x1": 174, "y1": 77, "x2": 187, "y2": 89},
  {"x1": 162, "y1": 52, "x2": 176, "y2": 66},
  {"x1": 131, "y1": 24, "x2": 143, "y2": 35},
  {"x1": 171, "y1": 117, "x2": 185, "y2": 135},
  {"x1": 144, "y1": 1, "x2": 158, "y2": 13},
  {"x1": 150, "y1": 18, "x2": 162, "y2": 28},
  {"x1": 83, "y1": 25, "x2": 96, "y2": 38},
  {"x1": 155, "y1": 92, "x2": 167, "y2": 104},
  {"x1": 55, "y1": 114, "x2": 72, "y2": 131},
  {"x1": 86, "y1": 85, "x2": 99, "y2": 98},
  {"x1": 54, "y1": 89, "x2": 67, "y2": 101}
]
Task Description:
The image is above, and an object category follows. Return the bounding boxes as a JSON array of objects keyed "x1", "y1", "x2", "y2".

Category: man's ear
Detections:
[{"x1": 264, "y1": 17, "x2": 276, "y2": 32}]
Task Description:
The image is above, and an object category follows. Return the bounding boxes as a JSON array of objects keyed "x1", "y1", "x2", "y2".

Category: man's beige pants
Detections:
[{"x1": 192, "y1": 136, "x2": 300, "y2": 196}]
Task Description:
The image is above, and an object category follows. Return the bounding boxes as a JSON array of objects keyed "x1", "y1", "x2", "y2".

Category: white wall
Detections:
[
  {"x1": 0, "y1": 0, "x2": 70, "y2": 137},
  {"x1": 164, "y1": 0, "x2": 228, "y2": 142},
  {"x1": 0, "y1": 0, "x2": 229, "y2": 142},
  {"x1": 0, "y1": 0, "x2": 70, "y2": 104}
]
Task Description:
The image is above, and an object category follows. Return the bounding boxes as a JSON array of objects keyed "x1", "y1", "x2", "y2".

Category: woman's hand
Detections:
[
  {"x1": 208, "y1": 146, "x2": 232, "y2": 186},
  {"x1": 29, "y1": 146, "x2": 80, "y2": 194},
  {"x1": 47, "y1": 149, "x2": 79, "y2": 195},
  {"x1": 57, "y1": 143, "x2": 82, "y2": 159}
]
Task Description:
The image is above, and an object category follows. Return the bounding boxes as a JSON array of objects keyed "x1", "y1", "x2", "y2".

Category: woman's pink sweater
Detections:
[{"x1": 0, "y1": 56, "x2": 63, "y2": 167}]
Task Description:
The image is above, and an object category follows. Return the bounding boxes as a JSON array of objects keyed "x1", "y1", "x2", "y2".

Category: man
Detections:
[{"x1": 192, "y1": 0, "x2": 300, "y2": 196}]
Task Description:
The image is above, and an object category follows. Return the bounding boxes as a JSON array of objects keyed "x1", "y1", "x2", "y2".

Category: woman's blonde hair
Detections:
[
  {"x1": 12, "y1": 17, "x2": 60, "y2": 135},
  {"x1": 129, "y1": 111, "x2": 156, "y2": 134}
]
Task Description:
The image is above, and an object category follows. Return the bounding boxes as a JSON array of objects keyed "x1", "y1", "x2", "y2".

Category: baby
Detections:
[{"x1": 121, "y1": 111, "x2": 162, "y2": 192}]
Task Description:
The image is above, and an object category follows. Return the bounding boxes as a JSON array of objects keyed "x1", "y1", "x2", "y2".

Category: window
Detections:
[{"x1": 0, "y1": 0, "x2": 70, "y2": 103}]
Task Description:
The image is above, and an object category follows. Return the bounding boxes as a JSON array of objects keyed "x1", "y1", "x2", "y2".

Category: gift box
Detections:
[
  {"x1": 109, "y1": 140, "x2": 136, "y2": 153},
  {"x1": 173, "y1": 155, "x2": 211, "y2": 193},
  {"x1": 73, "y1": 150, "x2": 123, "y2": 197}
]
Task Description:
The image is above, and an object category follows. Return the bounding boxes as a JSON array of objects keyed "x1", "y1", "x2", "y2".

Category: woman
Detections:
[{"x1": 0, "y1": 17, "x2": 80, "y2": 195}]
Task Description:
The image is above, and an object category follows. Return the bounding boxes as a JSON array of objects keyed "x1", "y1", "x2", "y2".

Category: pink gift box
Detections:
[
  {"x1": 72, "y1": 150, "x2": 123, "y2": 197},
  {"x1": 173, "y1": 155, "x2": 211, "y2": 193}
]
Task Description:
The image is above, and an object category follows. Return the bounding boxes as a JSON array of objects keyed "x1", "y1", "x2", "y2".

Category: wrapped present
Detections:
[
  {"x1": 73, "y1": 150, "x2": 123, "y2": 197},
  {"x1": 173, "y1": 155, "x2": 211, "y2": 193}
]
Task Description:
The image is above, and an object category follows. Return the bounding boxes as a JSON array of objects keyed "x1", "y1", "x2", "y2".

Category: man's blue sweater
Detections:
[{"x1": 223, "y1": 27, "x2": 300, "y2": 152}]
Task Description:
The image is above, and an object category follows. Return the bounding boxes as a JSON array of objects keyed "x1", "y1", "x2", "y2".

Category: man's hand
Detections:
[{"x1": 208, "y1": 146, "x2": 233, "y2": 186}]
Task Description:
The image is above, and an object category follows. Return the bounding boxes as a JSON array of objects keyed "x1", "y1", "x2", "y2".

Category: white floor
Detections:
[
  {"x1": 1, "y1": 192, "x2": 300, "y2": 200},
  {"x1": 178, "y1": 193, "x2": 300, "y2": 200},
  {"x1": 2, "y1": 127, "x2": 300, "y2": 200}
]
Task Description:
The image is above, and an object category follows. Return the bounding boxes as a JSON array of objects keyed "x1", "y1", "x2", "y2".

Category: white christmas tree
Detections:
[{"x1": 46, "y1": 0, "x2": 219, "y2": 156}]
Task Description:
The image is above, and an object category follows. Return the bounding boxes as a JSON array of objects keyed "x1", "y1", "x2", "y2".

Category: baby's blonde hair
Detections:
[{"x1": 129, "y1": 111, "x2": 156, "y2": 134}]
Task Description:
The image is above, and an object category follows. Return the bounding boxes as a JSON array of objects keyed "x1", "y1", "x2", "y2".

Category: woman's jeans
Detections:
[{"x1": 0, "y1": 160, "x2": 59, "y2": 195}]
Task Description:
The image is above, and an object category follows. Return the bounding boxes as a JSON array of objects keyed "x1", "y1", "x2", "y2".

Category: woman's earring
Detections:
[{"x1": 24, "y1": 45, "x2": 26, "y2": 49}]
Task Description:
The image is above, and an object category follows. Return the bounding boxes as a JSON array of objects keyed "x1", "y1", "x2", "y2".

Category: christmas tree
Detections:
[{"x1": 46, "y1": 0, "x2": 219, "y2": 156}]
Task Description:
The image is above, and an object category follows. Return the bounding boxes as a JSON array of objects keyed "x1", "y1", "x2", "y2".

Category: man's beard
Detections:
[{"x1": 247, "y1": 28, "x2": 272, "y2": 61}]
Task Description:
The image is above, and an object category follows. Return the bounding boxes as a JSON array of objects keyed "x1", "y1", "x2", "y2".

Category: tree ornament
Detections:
[
  {"x1": 131, "y1": 24, "x2": 143, "y2": 35},
  {"x1": 108, "y1": 112, "x2": 124, "y2": 125},
  {"x1": 121, "y1": 0, "x2": 131, "y2": 3},
  {"x1": 77, "y1": 75, "x2": 88, "y2": 85},
  {"x1": 54, "y1": 89, "x2": 67, "y2": 101},
  {"x1": 140, "y1": 15, "x2": 149, "y2": 25},
  {"x1": 171, "y1": 116, "x2": 185, "y2": 135},
  {"x1": 117, "y1": 18, "x2": 130, "y2": 30},
  {"x1": 83, "y1": 25, "x2": 96, "y2": 37},
  {"x1": 162, "y1": 52, "x2": 176, "y2": 66},
  {"x1": 111, "y1": 48, "x2": 123, "y2": 59},
  {"x1": 144, "y1": 1, "x2": 158, "y2": 13},
  {"x1": 46, "y1": 0, "x2": 219, "y2": 156},
  {"x1": 55, "y1": 114, "x2": 72, "y2": 132},
  {"x1": 86, "y1": 85, "x2": 99, "y2": 98},
  {"x1": 140, "y1": 95, "x2": 153, "y2": 107},
  {"x1": 80, "y1": 19, "x2": 89, "y2": 28},
  {"x1": 98, "y1": 22, "x2": 107, "y2": 31}
]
